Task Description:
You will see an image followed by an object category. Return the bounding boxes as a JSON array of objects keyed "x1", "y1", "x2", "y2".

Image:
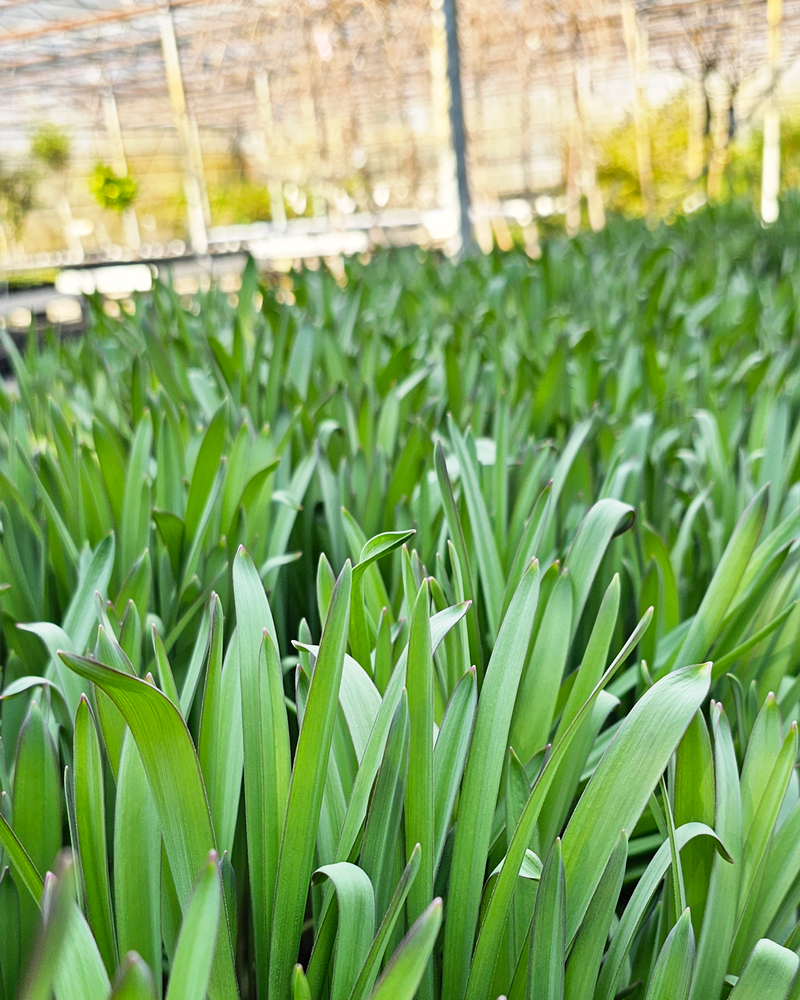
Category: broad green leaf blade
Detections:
[
  {"x1": 674, "y1": 711, "x2": 715, "y2": 936},
  {"x1": 292, "y1": 965, "x2": 311, "y2": 1000},
  {"x1": 361, "y1": 693, "x2": 410, "y2": 923},
  {"x1": 311, "y1": 863, "x2": 375, "y2": 1000},
  {"x1": 728, "y1": 939, "x2": 799, "y2": 1000},
  {"x1": 350, "y1": 845, "x2": 421, "y2": 1000},
  {"x1": 354, "y1": 529, "x2": 415, "y2": 583},
  {"x1": 644, "y1": 909, "x2": 695, "y2": 1000},
  {"x1": 333, "y1": 661, "x2": 407, "y2": 871},
  {"x1": 12, "y1": 701, "x2": 61, "y2": 960},
  {"x1": 58, "y1": 651, "x2": 238, "y2": 1000},
  {"x1": 526, "y1": 838, "x2": 565, "y2": 1000},
  {"x1": 674, "y1": 484, "x2": 769, "y2": 670},
  {"x1": 464, "y1": 608, "x2": 651, "y2": 1000},
  {"x1": 510, "y1": 568, "x2": 572, "y2": 764},
  {"x1": 595, "y1": 823, "x2": 731, "y2": 1000},
  {"x1": 433, "y1": 667, "x2": 477, "y2": 876},
  {"x1": 539, "y1": 574, "x2": 621, "y2": 849},
  {"x1": 114, "y1": 731, "x2": 162, "y2": 998},
  {"x1": 687, "y1": 704, "x2": 742, "y2": 1000},
  {"x1": 563, "y1": 831, "x2": 627, "y2": 1000},
  {"x1": 0, "y1": 868, "x2": 21, "y2": 999},
  {"x1": 561, "y1": 662, "x2": 712, "y2": 942},
  {"x1": 269, "y1": 561, "x2": 352, "y2": 1000},
  {"x1": 442, "y1": 560, "x2": 540, "y2": 1000},
  {"x1": 18, "y1": 622, "x2": 84, "y2": 723},
  {"x1": 234, "y1": 546, "x2": 290, "y2": 996},
  {"x1": 733, "y1": 721, "x2": 799, "y2": 963},
  {"x1": 404, "y1": 580, "x2": 435, "y2": 1000},
  {"x1": 369, "y1": 898, "x2": 443, "y2": 1000},
  {"x1": 435, "y1": 441, "x2": 482, "y2": 675},
  {"x1": 72, "y1": 696, "x2": 117, "y2": 975},
  {"x1": 54, "y1": 900, "x2": 111, "y2": 1000},
  {"x1": 62, "y1": 534, "x2": 116, "y2": 658},
  {"x1": 184, "y1": 403, "x2": 226, "y2": 546},
  {"x1": 198, "y1": 601, "x2": 243, "y2": 859},
  {"x1": 564, "y1": 499, "x2": 634, "y2": 640},
  {"x1": 165, "y1": 853, "x2": 223, "y2": 1000},
  {"x1": 19, "y1": 859, "x2": 73, "y2": 1000},
  {"x1": 0, "y1": 812, "x2": 43, "y2": 907},
  {"x1": 447, "y1": 418, "x2": 505, "y2": 639},
  {"x1": 109, "y1": 953, "x2": 158, "y2": 1000}
]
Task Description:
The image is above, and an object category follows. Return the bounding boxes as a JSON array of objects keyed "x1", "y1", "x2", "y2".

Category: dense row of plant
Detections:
[{"x1": 3, "y1": 204, "x2": 800, "y2": 999}]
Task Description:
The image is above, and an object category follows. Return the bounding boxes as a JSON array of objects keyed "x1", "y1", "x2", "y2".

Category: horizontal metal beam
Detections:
[{"x1": 0, "y1": 0, "x2": 230, "y2": 46}]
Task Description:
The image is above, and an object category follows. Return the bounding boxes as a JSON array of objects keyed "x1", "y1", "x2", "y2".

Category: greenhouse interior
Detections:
[{"x1": 4, "y1": 2, "x2": 800, "y2": 1000}]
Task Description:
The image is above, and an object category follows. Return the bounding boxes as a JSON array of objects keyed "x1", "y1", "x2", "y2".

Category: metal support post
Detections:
[{"x1": 443, "y1": 0, "x2": 475, "y2": 254}]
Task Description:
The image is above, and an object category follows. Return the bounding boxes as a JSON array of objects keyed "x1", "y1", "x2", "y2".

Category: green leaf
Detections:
[
  {"x1": 595, "y1": 822, "x2": 731, "y2": 1000},
  {"x1": 0, "y1": 812, "x2": 43, "y2": 906},
  {"x1": 292, "y1": 965, "x2": 311, "y2": 1000},
  {"x1": 114, "y1": 731, "x2": 162, "y2": 997},
  {"x1": 369, "y1": 898, "x2": 443, "y2": 1000},
  {"x1": 433, "y1": 667, "x2": 477, "y2": 875},
  {"x1": 526, "y1": 838, "x2": 566, "y2": 1000},
  {"x1": 435, "y1": 442, "x2": 482, "y2": 676},
  {"x1": 727, "y1": 939, "x2": 799, "y2": 1000},
  {"x1": 463, "y1": 609, "x2": 652, "y2": 1000},
  {"x1": 360, "y1": 693, "x2": 410, "y2": 923},
  {"x1": 442, "y1": 559, "x2": 540, "y2": 1000},
  {"x1": 564, "y1": 498, "x2": 634, "y2": 640},
  {"x1": 349, "y1": 528, "x2": 413, "y2": 672},
  {"x1": 351, "y1": 845, "x2": 421, "y2": 1000},
  {"x1": 561, "y1": 661, "x2": 712, "y2": 941},
  {"x1": 674, "y1": 484, "x2": 769, "y2": 671},
  {"x1": 152, "y1": 626, "x2": 180, "y2": 708},
  {"x1": 563, "y1": 831, "x2": 627, "y2": 1000},
  {"x1": 63, "y1": 534, "x2": 116, "y2": 656},
  {"x1": 179, "y1": 602, "x2": 212, "y2": 717},
  {"x1": 501, "y1": 482, "x2": 551, "y2": 623},
  {"x1": 184, "y1": 403, "x2": 226, "y2": 546},
  {"x1": 58, "y1": 651, "x2": 238, "y2": 1000},
  {"x1": 734, "y1": 719, "x2": 798, "y2": 956},
  {"x1": 0, "y1": 868, "x2": 21, "y2": 999},
  {"x1": 109, "y1": 953, "x2": 158, "y2": 1000},
  {"x1": 234, "y1": 546, "x2": 290, "y2": 995},
  {"x1": 165, "y1": 852, "x2": 223, "y2": 1000},
  {"x1": 53, "y1": 898, "x2": 111, "y2": 1000},
  {"x1": 688, "y1": 705, "x2": 742, "y2": 1000},
  {"x1": 72, "y1": 696, "x2": 117, "y2": 976},
  {"x1": 12, "y1": 701, "x2": 61, "y2": 957},
  {"x1": 674, "y1": 711, "x2": 715, "y2": 935},
  {"x1": 447, "y1": 419, "x2": 505, "y2": 639},
  {"x1": 269, "y1": 560, "x2": 352, "y2": 1000},
  {"x1": 404, "y1": 580, "x2": 435, "y2": 1000},
  {"x1": 538, "y1": 574, "x2": 621, "y2": 849},
  {"x1": 311, "y1": 863, "x2": 375, "y2": 1000},
  {"x1": 19, "y1": 856, "x2": 73, "y2": 1000},
  {"x1": 510, "y1": 567, "x2": 572, "y2": 764},
  {"x1": 198, "y1": 598, "x2": 243, "y2": 859},
  {"x1": 644, "y1": 908, "x2": 695, "y2": 1000},
  {"x1": 121, "y1": 414, "x2": 153, "y2": 575}
]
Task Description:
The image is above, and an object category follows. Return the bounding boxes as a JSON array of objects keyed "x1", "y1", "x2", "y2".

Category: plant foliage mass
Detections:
[{"x1": 3, "y1": 202, "x2": 800, "y2": 999}]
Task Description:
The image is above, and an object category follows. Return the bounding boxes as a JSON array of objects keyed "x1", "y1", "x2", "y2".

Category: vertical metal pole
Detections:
[
  {"x1": 443, "y1": 0, "x2": 475, "y2": 254},
  {"x1": 159, "y1": 2, "x2": 210, "y2": 253}
]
